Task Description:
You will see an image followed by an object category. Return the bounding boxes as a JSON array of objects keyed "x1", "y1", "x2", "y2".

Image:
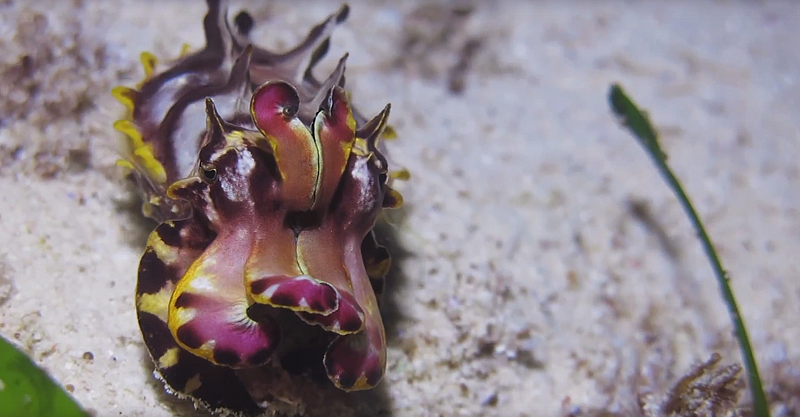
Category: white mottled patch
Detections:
[
  {"x1": 237, "y1": 150, "x2": 255, "y2": 177},
  {"x1": 220, "y1": 176, "x2": 239, "y2": 202},
  {"x1": 189, "y1": 276, "x2": 215, "y2": 292},
  {"x1": 199, "y1": 254, "x2": 218, "y2": 268},
  {"x1": 202, "y1": 188, "x2": 220, "y2": 224},
  {"x1": 351, "y1": 157, "x2": 372, "y2": 183},
  {"x1": 350, "y1": 158, "x2": 375, "y2": 206},
  {"x1": 298, "y1": 298, "x2": 309, "y2": 308},
  {"x1": 174, "y1": 306, "x2": 197, "y2": 325},
  {"x1": 0, "y1": 378, "x2": 5, "y2": 391},
  {"x1": 219, "y1": 151, "x2": 254, "y2": 203},
  {"x1": 263, "y1": 284, "x2": 278, "y2": 298},
  {"x1": 173, "y1": 100, "x2": 208, "y2": 177}
]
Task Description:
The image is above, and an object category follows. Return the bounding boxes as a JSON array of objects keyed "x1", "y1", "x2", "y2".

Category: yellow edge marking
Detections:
[
  {"x1": 137, "y1": 285, "x2": 174, "y2": 323},
  {"x1": 346, "y1": 111, "x2": 357, "y2": 132},
  {"x1": 147, "y1": 232, "x2": 178, "y2": 265},
  {"x1": 208, "y1": 131, "x2": 247, "y2": 161},
  {"x1": 352, "y1": 137, "x2": 369, "y2": 157},
  {"x1": 350, "y1": 374, "x2": 373, "y2": 391},
  {"x1": 171, "y1": 304, "x2": 197, "y2": 329},
  {"x1": 168, "y1": 257, "x2": 218, "y2": 362},
  {"x1": 157, "y1": 347, "x2": 180, "y2": 369}
]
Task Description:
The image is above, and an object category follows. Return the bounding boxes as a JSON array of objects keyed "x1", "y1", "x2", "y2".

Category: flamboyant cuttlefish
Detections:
[{"x1": 112, "y1": 1, "x2": 402, "y2": 415}]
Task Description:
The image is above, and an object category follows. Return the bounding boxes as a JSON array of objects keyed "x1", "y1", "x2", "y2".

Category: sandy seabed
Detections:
[{"x1": 1, "y1": 1, "x2": 799, "y2": 416}]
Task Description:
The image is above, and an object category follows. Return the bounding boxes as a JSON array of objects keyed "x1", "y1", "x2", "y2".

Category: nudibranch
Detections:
[{"x1": 114, "y1": 1, "x2": 402, "y2": 415}]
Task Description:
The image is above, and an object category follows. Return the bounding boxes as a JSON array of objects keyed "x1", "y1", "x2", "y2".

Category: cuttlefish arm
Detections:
[
  {"x1": 136, "y1": 216, "x2": 263, "y2": 415},
  {"x1": 261, "y1": 85, "x2": 367, "y2": 335},
  {"x1": 164, "y1": 156, "x2": 282, "y2": 369},
  {"x1": 250, "y1": 81, "x2": 319, "y2": 212},
  {"x1": 297, "y1": 104, "x2": 393, "y2": 391},
  {"x1": 245, "y1": 83, "x2": 365, "y2": 333},
  {"x1": 166, "y1": 233, "x2": 280, "y2": 368}
]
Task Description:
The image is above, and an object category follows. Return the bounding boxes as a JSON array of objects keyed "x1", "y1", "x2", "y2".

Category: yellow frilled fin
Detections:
[
  {"x1": 381, "y1": 125, "x2": 397, "y2": 140},
  {"x1": 114, "y1": 119, "x2": 144, "y2": 149},
  {"x1": 390, "y1": 168, "x2": 410, "y2": 181},
  {"x1": 135, "y1": 51, "x2": 158, "y2": 88},
  {"x1": 382, "y1": 186, "x2": 403, "y2": 209},
  {"x1": 179, "y1": 43, "x2": 192, "y2": 58},
  {"x1": 113, "y1": 119, "x2": 168, "y2": 185},
  {"x1": 116, "y1": 158, "x2": 135, "y2": 171},
  {"x1": 111, "y1": 86, "x2": 138, "y2": 116},
  {"x1": 140, "y1": 51, "x2": 158, "y2": 79}
]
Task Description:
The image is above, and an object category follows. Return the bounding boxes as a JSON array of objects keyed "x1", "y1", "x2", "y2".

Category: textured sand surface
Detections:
[{"x1": 1, "y1": 1, "x2": 799, "y2": 416}]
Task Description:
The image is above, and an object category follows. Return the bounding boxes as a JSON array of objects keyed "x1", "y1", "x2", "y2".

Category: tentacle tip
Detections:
[
  {"x1": 324, "y1": 333, "x2": 385, "y2": 391},
  {"x1": 251, "y1": 81, "x2": 302, "y2": 126},
  {"x1": 336, "y1": 4, "x2": 350, "y2": 23},
  {"x1": 297, "y1": 291, "x2": 366, "y2": 335},
  {"x1": 249, "y1": 275, "x2": 339, "y2": 315},
  {"x1": 357, "y1": 103, "x2": 391, "y2": 141},
  {"x1": 328, "y1": 369, "x2": 379, "y2": 391}
]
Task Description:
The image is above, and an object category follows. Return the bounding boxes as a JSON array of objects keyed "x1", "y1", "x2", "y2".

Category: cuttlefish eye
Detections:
[{"x1": 200, "y1": 165, "x2": 218, "y2": 183}]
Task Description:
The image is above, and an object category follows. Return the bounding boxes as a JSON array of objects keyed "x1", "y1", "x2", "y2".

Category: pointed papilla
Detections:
[{"x1": 312, "y1": 85, "x2": 357, "y2": 210}]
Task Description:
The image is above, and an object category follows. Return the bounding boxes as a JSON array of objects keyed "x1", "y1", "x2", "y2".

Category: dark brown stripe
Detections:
[
  {"x1": 365, "y1": 364, "x2": 382, "y2": 386},
  {"x1": 156, "y1": 218, "x2": 214, "y2": 252},
  {"x1": 213, "y1": 348, "x2": 241, "y2": 367},
  {"x1": 369, "y1": 277, "x2": 384, "y2": 298},
  {"x1": 173, "y1": 292, "x2": 201, "y2": 309},
  {"x1": 337, "y1": 373, "x2": 356, "y2": 390},
  {"x1": 248, "y1": 347, "x2": 273, "y2": 367},
  {"x1": 137, "y1": 249, "x2": 178, "y2": 295},
  {"x1": 157, "y1": 347, "x2": 263, "y2": 416},
  {"x1": 137, "y1": 311, "x2": 174, "y2": 360},
  {"x1": 176, "y1": 324, "x2": 204, "y2": 350},
  {"x1": 186, "y1": 357, "x2": 263, "y2": 416}
]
